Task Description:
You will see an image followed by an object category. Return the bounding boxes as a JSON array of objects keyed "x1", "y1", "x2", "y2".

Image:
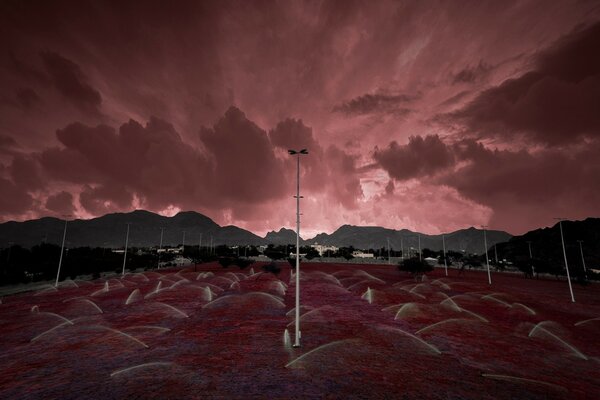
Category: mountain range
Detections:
[{"x1": 1, "y1": 209, "x2": 514, "y2": 253}]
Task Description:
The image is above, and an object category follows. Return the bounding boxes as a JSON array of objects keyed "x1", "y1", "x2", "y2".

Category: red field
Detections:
[{"x1": 0, "y1": 262, "x2": 599, "y2": 399}]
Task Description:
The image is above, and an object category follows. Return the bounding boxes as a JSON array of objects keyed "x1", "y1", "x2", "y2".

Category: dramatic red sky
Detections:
[{"x1": 1, "y1": 0, "x2": 600, "y2": 237}]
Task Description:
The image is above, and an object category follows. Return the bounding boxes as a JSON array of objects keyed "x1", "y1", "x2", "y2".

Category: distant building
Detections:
[
  {"x1": 424, "y1": 257, "x2": 438, "y2": 266},
  {"x1": 311, "y1": 243, "x2": 338, "y2": 256},
  {"x1": 352, "y1": 250, "x2": 374, "y2": 258}
]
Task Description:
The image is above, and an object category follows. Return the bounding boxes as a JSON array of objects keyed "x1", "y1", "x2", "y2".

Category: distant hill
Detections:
[
  {"x1": 495, "y1": 218, "x2": 600, "y2": 273},
  {"x1": 306, "y1": 225, "x2": 512, "y2": 254},
  {"x1": 0, "y1": 210, "x2": 264, "y2": 248},
  {"x1": 264, "y1": 228, "x2": 305, "y2": 245}
]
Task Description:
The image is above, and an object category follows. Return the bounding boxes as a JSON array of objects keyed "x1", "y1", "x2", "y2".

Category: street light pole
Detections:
[
  {"x1": 55, "y1": 215, "x2": 71, "y2": 287},
  {"x1": 482, "y1": 225, "x2": 491, "y2": 285},
  {"x1": 555, "y1": 218, "x2": 575, "y2": 303},
  {"x1": 577, "y1": 240, "x2": 588, "y2": 281},
  {"x1": 289, "y1": 148, "x2": 308, "y2": 348},
  {"x1": 418, "y1": 234, "x2": 421, "y2": 262},
  {"x1": 121, "y1": 223, "x2": 130, "y2": 276},
  {"x1": 442, "y1": 234, "x2": 448, "y2": 276}
]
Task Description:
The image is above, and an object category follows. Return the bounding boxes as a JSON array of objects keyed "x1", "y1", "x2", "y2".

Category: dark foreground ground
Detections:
[{"x1": 0, "y1": 262, "x2": 598, "y2": 399}]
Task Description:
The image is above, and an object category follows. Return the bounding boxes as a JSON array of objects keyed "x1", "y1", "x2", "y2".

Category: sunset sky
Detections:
[{"x1": 1, "y1": 0, "x2": 599, "y2": 237}]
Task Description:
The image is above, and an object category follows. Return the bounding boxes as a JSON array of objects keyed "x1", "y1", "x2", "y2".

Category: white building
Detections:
[
  {"x1": 311, "y1": 243, "x2": 339, "y2": 256},
  {"x1": 352, "y1": 250, "x2": 374, "y2": 258}
]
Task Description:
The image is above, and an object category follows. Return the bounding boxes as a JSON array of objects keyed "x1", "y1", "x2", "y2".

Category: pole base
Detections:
[{"x1": 292, "y1": 344, "x2": 301, "y2": 348}]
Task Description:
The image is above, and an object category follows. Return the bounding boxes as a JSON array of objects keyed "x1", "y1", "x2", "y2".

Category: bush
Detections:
[
  {"x1": 218, "y1": 257, "x2": 234, "y2": 268},
  {"x1": 398, "y1": 257, "x2": 433, "y2": 280},
  {"x1": 262, "y1": 262, "x2": 281, "y2": 275},
  {"x1": 233, "y1": 258, "x2": 253, "y2": 270}
]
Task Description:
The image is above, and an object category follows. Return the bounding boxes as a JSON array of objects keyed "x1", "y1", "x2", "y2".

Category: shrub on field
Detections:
[
  {"x1": 262, "y1": 262, "x2": 281, "y2": 275},
  {"x1": 398, "y1": 257, "x2": 433, "y2": 281},
  {"x1": 218, "y1": 257, "x2": 234, "y2": 268},
  {"x1": 233, "y1": 258, "x2": 253, "y2": 270}
]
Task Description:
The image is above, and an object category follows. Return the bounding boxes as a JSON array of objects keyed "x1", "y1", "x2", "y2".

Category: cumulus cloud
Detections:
[
  {"x1": 445, "y1": 22, "x2": 600, "y2": 146},
  {"x1": 373, "y1": 135, "x2": 455, "y2": 181}
]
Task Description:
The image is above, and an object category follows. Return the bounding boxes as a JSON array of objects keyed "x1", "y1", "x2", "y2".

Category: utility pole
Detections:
[
  {"x1": 482, "y1": 225, "x2": 491, "y2": 285},
  {"x1": 55, "y1": 215, "x2": 71, "y2": 287},
  {"x1": 494, "y1": 244, "x2": 498, "y2": 264},
  {"x1": 387, "y1": 238, "x2": 391, "y2": 264},
  {"x1": 527, "y1": 241, "x2": 535, "y2": 276},
  {"x1": 158, "y1": 227, "x2": 165, "y2": 269},
  {"x1": 442, "y1": 234, "x2": 448, "y2": 276},
  {"x1": 577, "y1": 240, "x2": 588, "y2": 281},
  {"x1": 121, "y1": 223, "x2": 130, "y2": 276},
  {"x1": 400, "y1": 237, "x2": 404, "y2": 260},
  {"x1": 555, "y1": 218, "x2": 575, "y2": 302}
]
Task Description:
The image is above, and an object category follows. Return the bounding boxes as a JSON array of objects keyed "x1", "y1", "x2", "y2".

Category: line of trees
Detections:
[{"x1": 0, "y1": 244, "x2": 174, "y2": 286}]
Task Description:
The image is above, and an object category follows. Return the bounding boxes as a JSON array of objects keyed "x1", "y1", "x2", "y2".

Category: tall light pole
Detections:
[
  {"x1": 577, "y1": 240, "x2": 588, "y2": 281},
  {"x1": 198, "y1": 233, "x2": 202, "y2": 255},
  {"x1": 555, "y1": 218, "x2": 575, "y2": 302},
  {"x1": 482, "y1": 225, "x2": 492, "y2": 285},
  {"x1": 55, "y1": 214, "x2": 71, "y2": 287},
  {"x1": 158, "y1": 227, "x2": 165, "y2": 269},
  {"x1": 442, "y1": 234, "x2": 448, "y2": 276},
  {"x1": 289, "y1": 148, "x2": 308, "y2": 348},
  {"x1": 121, "y1": 223, "x2": 130, "y2": 276},
  {"x1": 182, "y1": 230, "x2": 186, "y2": 252},
  {"x1": 417, "y1": 234, "x2": 421, "y2": 261}
]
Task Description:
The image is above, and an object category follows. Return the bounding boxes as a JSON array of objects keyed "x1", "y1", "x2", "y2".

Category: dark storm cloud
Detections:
[
  {"x1": 79, "y1": 184, "x2": 134, "y2": 216},
  {"x1": 373, "y1": 135, "x2": 455, "y2": 181},
  {"x1": 451, "y1": 61, "x2": 493, "y2": 84},
  {"x1": 0, "y1": 178, "x2": 34, "y2": 215},
  {"x1": 333, "y1": 93, "x2": 416, "y2": 117},
  {"x1": 45, "y1": 191, "x2": 75, "y2": 215},
  {"x1": 374, "y1": 134, "x2": 600, "y2": 232},
  {"x1": 15, "y1": 88, "x2": 41, "y2": 110},
  {"x1": 446, "y1": 21, "x2": 600, "y2": 146},
  {"x1": 41, "y1": 51, "x2": 102, "y2": 116}
]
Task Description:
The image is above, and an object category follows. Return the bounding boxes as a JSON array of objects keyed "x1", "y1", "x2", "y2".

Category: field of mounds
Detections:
[{"x1": 0, "y1": 262, "x2": 598, "y2": 399}]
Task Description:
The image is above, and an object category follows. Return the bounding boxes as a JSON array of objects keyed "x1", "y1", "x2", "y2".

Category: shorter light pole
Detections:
[
  {"x1": 182, "y1": 230, "x2": 186, "y2": 252},
  {"x1": 121, "y1": 223, "x2": 130, "y2": 276},
  {"x1": 158, "y1": 227, "x2": 165, "y2": 269},
  {"x1": 55, "y1": 215, "x2": 71, "y2": 287},
  {"x1": 387, "y1": 238, "x2": 391, "y2": 264},
  {"x1": 555, "y1": 218, "x2": 575, "y2": 303},
  {"x1": 482, "y1": 225, "x2": 491, "y2": 285},
  {"x1": 577, "y1": 240, "x2": 588, "y2": 281},
  {"x1": 417, "y1": 234, "x2": 421, "y2": 262},
  {"x1": 527, "y1": 241, "x2": 535, "y2": 276},
  {"x1": 442, "y1": 234, "x2": 448, "y2": 276},
  {"x1": 400, "y1": 236, "x2": 404, "y2": 261}
]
